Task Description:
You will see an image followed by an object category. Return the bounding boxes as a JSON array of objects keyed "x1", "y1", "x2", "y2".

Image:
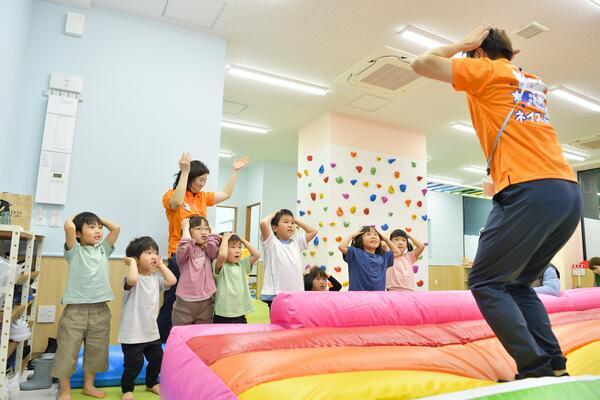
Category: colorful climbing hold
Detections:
[
  {"x1": 388, "y1": 158, "x2": 396, "y2": 164},
  {"x1": 336, "y1": 207, "x2": 344, "y2": 217},
  {"x1": 324, "y1": 206, "x2": 328, "y2": 212},
  {"x1": 319, "y1": 222, "x2": 324, "y2": 227},
  {"x1": 335, "y1": 236, "x2": 342, "y2": 242},
  {"x1": 394, "y1": 171, "x2": 400, "y2": 179},
  {"x1": 299, "y1": 211, "x2": 306, "y2": 216},
  {"x1": 342, "y1": 193, "x2": 349, "y2": 199},
  {"x1": 296, "y1": 172, "x2": 302, "y2": 178},
  {"x1": 413, "y1": 264, "x2": 419, "y2": 274},
  {"x1": 416, "y1": 280, "x2": 424, "y2": 287},
  {"x1": 343, "y1": 221, "x2": 350, "y2": 228},
  {"x1": 376, "y1": 156, "x2": 382, "y2": 161},
  {"x1": 421, "y1": 214, "x2": 428, "y2": 221},
  {"x1": 342, "y1": 281, "x2": 349, "y2": 287},
  {"x1": 370, "y1": 194, "x2": 377, "y2": 202},
  {"x1": 329, "y1": 222, "x2": 336, "y2": 227},
  {"x1": 356, "y1": 166, "x2": 363, "y2": 173},
  {"x1": 381, "y1": 224, "x2": 389, "y2": 231},
  {"x1": 307, "y1": 210, "x2": 312, "y2": 215},
  {"x1": 313, "y1": 237, "x2": 319, "y2": 246},
  {"x1": 388, "y1": 185, "x2": 395, "y2": 194},
  {"x1": 307, "y1": 155, "x2": 313, "y2": 161},
  {"x1": 350, "y1": 206, "x2": 357, "y2": 214},
  {"x1": 308, "y1": 183, "x2": 312, "y2": 187},
  {"x1": 381, "y1": 196, "x2": 388, "y2": 204},
  {"x1": 417, "y1": 176, "x2": 423, "y2": 182},
  {"x1": 405, "y1": 199, "x2": 412, "y2": 207},
  {"x1": 318, "y1": 165, "x2": 325, "y2": 174},
  {"x1": 304, "y1": 169, "x2": 309, "y2": 176},
  {"x1": 319, "y1": 193, "x2": 324, "y2": 199},
  {"x1": 351, "y1": 151, "x2": 357, "y2": 158},
  {"x1": 411, "y1": 162, "x2": 417, "y2": 168},
  {"x1": 323, "y1": 176, "x2": 329, "y2": 183},
  {"x1": 422, "y1": 188, "x2": 428, "y2": 196},
  {"x1": 297, "y1": 200, "x2": 301, "y2": 204},
  {"x1": 417, "y1": 200, "x2": 423, "y2": 208},
  {"x1": 411, "y1": 214, "x2": 417, "y2": 220},
  {"x1": 334, "y1": 266, "x2": 342, "y2": 273},
  {"x1": 350, "y1": 179, "x2": 358, "y2": 186},
  {"x1": 399, "y1": 184, "x2": 407, "y2": 192},
  {"x1": 363, "y1": 208, "x2": 370, "y2": 215},
  {"x1": 323, "y1": 237, "x2": 328, "y2": 242},
  {"x1": 330, "y1": 163, "x2": 337, "y2": 168},
  {"x1": 310, "y1": 251, "x2": 316, "y2": 257},
  {"x1": 310, "y1": 193, "x2": 316, "y2": 201},
  {"x1": 336, "y1": 176, "x2": 344, "y2": 184},
  {"x1": 405, "y1": 227, "x2": 412, "y2": 232},
  {"x1": 388, "y1": 212, "x2": 394, "y2": 217},
  {"x1": 329, "y1": 251, "x2": 334, "y2": 256},
  {"x1": 370, "y1": 167, "x2": 377, "y2": 175},
  {"x1": 363, "y1": 181, "x2": 369, "y2": 187},
  {"x1": 376, "y1": 183, "x2": 382, "y2": 189}
]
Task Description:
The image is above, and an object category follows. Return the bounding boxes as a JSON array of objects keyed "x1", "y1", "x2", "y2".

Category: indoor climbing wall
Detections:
[{"x1": 297, "y1": 143, "x2": 429, "y2": 290}]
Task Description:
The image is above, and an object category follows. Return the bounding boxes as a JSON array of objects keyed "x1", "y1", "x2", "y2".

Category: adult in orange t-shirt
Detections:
[
  {"x1": 157, "y1": 152, "x2": 249, "y2": 341},
  {"x1": 411, "y1": 25, "x2": 582, "y2": 380}
]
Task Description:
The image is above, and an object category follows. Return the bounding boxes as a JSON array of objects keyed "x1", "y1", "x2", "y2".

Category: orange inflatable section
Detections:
[
  {"x1": 209, "y1": 319, "x2": 600, "y2": 395},
  {"x1": 188, "y1": 309, "x2": 600, "y2": 366}
]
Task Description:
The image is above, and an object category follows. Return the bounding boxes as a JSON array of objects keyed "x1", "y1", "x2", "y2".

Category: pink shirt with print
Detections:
[
  {"x1": 175, "y1": 236, "x2": 220, "y2": 301},
  {"x1": 386, "y1": 251, "x2": 417, "y2": 291}
]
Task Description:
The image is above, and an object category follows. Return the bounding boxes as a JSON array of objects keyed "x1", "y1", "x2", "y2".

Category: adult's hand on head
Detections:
[
  {"x1": 179, "y1": 152, "x2": 192, "y2": 173},
  {"x1": 233, "y1": 156, "x2": 250, "y2": 171},
  {"x1": 459, "y1": 24, "x2": 491, "y2": 52}
]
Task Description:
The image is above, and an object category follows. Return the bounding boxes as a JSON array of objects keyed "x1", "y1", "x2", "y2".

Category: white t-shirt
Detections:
[
  {"x1": 261, "y1": 232, "x2": 308, "y2": 296},
  {"x1": 118, "y1": 272, "x2": 166, "y2": 344}
]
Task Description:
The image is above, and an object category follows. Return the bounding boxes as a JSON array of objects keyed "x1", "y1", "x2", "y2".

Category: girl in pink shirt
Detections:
[
  {"x1": 172, "y1": 216, "x2": 220, "y2": 326},
  {"x1": 386, "y1": 229, "x2": 425, "y2": 291}
]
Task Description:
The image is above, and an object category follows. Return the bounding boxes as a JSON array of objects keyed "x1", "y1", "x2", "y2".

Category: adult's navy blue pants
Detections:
[
  {"x1": 468, "y1": 179, "x2": 582, "y2": 379},
  {"x1": 157, "y1": 255, "x2": 179, "y2": 343}
]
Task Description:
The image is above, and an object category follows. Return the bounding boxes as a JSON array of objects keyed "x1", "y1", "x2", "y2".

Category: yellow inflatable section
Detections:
[
  {"x1": 238, "y1": 370, "x2": 495, "y2": 400},
  {"x1": 566, "y1": 340, "x2": 600, "y2": 376}
]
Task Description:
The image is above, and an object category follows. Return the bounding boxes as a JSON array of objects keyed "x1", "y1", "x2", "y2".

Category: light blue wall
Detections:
[
  {"x1": 261, "y1": 160, "x2": 297, "y2": 218},
  {"x1": 0, "y1": 0, "x2": 33, "y2": 178},
  {"x1": 7, "y1": 1, "x2": 226, "y2": 255},
  {"x1": 428, "y1": 191, "x2": 464, "y2": 265}
]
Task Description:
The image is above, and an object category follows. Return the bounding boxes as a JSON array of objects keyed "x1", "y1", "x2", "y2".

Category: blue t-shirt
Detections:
[{"x1": 343, "y1": 247, "x2": 394, "y2": 291}]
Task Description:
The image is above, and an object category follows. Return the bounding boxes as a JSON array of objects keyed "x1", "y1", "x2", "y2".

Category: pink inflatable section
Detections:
[
  {"x1": 161, "y1": 324, "x2": 283, "y2": 400},
  {"x1": 270, "y1": 288, "x2": 600, "y2": 328}
]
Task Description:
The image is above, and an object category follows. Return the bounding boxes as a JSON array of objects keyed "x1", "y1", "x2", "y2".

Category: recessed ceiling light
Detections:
[
  {"x1": 463, "y1": 165, "x2": 487, "y2": 175},
  {"x1": 551, "y1": 86, "x2": 600, "y2": 113},
  {"x1": 450, "y1": 121, "x2": 475, "y2": 134},
  {"x1": 219, "y1": 151, "x2": 233, "y2": 158},
  {"x1": 221, "y1": 120, "x2": 269, "y2": 134},
  {"x1": 227, "y1": 64, "x2": 329, "y2": 96},
  {"x1": 397, "y1": 25, "x2": 451, "y2": 49},
  {"x1": 562, "y1": 150, "x2": 586, "y2": 162},
  {"x1": 428, "y1": 176, "x2": 463, "y2": 186}
]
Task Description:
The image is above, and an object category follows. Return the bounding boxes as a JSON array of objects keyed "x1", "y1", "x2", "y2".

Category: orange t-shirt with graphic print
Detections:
[
  {"x1": 452, "y1": 57, "x2": 576, "y2": 193},
  {"x1": 162, "y1": 189, "x2": 215, "y2": 256}
]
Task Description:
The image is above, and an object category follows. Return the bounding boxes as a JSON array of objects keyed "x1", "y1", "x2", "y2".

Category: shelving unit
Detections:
[{"x1": 0, "y1": 225, "x2": 44, "y2": 390}]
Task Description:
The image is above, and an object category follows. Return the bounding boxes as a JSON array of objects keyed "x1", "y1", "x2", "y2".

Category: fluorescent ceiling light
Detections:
[
  {"x1": 562, "y1": 150, "x2": 586, "y2": 162},
  {"x1": 219, "y1": 151, "x2": 233, "y2": 158},
  {"x1": 590, "y1": 0, "x2": 600, "y2": 7},
  {"x1": 397, "y1": 25, "x2": 451, "y2": 49},
  {"x1": 227, "y1": 64, "x2": 329, "y2": 96},
  {"x1": 428, "y1": 176, "x2": 463, "y2": 186},
  {"x1": 221, "y1": 120, "x2": 269, "y2": 134},
  {"x1": 450, "y1": 121, "x2": 475, "y2": 134},
  {"x1": 463, "y1": 165, "x2": 487, "y2": 175},
  {"x1": 551, "y1": 86, "x2": 600, "y2": 113}
]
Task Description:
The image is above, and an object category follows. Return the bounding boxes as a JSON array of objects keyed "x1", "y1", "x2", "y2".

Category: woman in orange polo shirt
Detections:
[
  {"x1": 157, "y1": 152, "x2": 249, "y2": 341},
  {"x1": 411, "y1": 25, "x2": 582, "y2": 379}
]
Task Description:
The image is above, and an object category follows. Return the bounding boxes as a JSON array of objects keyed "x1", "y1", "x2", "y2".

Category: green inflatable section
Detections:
[{"x1": 473, "y1": 380, "x2": 600, "y2": 400}]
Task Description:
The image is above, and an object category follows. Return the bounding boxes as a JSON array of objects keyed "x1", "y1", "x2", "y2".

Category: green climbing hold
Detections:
[
  {"x1": 336, "y1": 176, "x2": 344, "y2": 184},
  {"x1": 370, "y1": 167, "x2": 376, "y2": 175}
]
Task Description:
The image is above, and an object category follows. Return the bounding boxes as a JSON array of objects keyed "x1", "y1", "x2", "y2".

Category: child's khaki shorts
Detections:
[
  {"x1": 172, "y1": 296, "x2": 214, "y2": 326},
  {"x1": 51, "y1": 302, "x2": 111, "y2": 379}
]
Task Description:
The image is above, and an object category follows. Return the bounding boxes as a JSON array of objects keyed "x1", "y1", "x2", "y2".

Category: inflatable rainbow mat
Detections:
[{"x1": 162, "y1": 289, "x2": 600, "y2": 399}]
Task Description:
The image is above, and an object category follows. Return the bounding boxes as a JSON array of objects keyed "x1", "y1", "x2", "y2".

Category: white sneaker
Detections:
[{"x1": 9, "y1": 318, "x2": 30, "y2": 342}]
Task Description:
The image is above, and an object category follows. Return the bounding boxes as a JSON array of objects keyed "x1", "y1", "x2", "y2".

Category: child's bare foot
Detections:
[
  {"x1": 81, "y1": 386, "x2": 107, "y2": 398},
  {"x1": 58, "y1": 391, "x2": 73, "y2": 400},
  {"x1": 121, "y1": 392, "x2": 134, "y2": 400},
  {"x1": 146, "y1": 384, "x2": 160, "y2": 395}
]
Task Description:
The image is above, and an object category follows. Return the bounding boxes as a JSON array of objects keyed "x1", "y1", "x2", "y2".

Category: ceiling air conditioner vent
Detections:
[
  {"x1": 334, "y1": 46, "x2": 427, "y2": 97},
  {"x1": 569, "y1": 134, "x2": 600, "y2": 150},
  {"x1": 513, "y1": 22, "x2": 548, "y2": 39}
]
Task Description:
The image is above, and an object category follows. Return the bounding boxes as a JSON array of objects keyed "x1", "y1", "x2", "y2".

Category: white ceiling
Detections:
[{"x1": 80, "y1": 0, "x2": 600, "y2": 184}]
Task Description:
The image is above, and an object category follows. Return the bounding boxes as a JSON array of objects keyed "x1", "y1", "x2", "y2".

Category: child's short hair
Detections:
[
  {"x1": 73, "y1": 212, "x2": 102, "y2": 243},
  {"x1": 126, "y1": 236, "x2": 159, "y2": 258},
  {"x1": 219, "y1": 233, "x2": 242, "y2": 245},
  {"x1": 589, "y1": 257, "x2": 600, "y2": 271},
  {"x1": 390, "y1": 229, "x2": 414, "y2": 252},
  {"x1": 172, "y1": 160, "x2": 210, "y2": 190},
  {"x1": 309, "y1": 266, "x2": 327, "y2": 280},
  {"x1": 189, "y1": 216, "x2": 210, "y2": 230},
  {"x1": 271, "y1": 209, "x2": 294, "y2": 228},
  {"x1": 351, "y1": 226, "x2": 385, "y2": 256},
  {"x1": 466, "y1": 28, "x2": 513, "y2": 60}
]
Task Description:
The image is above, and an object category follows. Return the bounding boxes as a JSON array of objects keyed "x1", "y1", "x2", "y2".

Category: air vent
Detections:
[
  {"x1": 513, "y1": 22, "x2": 549, "y2": 39},
  {"x1": 570, "y1": 134, "x2": 600, "y2": 150},
  {"x1": 334, "y1": 46, "x2": 426, "y2": 97}
]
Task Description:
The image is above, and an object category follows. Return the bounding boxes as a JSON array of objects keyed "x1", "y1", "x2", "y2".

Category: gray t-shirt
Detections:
[{"x1": 117, "y1": 272, "x2": 166, "y2": 344}]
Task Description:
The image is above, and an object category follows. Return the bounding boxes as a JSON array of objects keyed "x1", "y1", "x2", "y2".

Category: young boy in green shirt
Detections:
[
  {"x1": 52, "y1": 212, "x2": 120, "y2": 400},
  {"x1": 212, "y1": 232, "x2": 260, "y2": 323}
]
